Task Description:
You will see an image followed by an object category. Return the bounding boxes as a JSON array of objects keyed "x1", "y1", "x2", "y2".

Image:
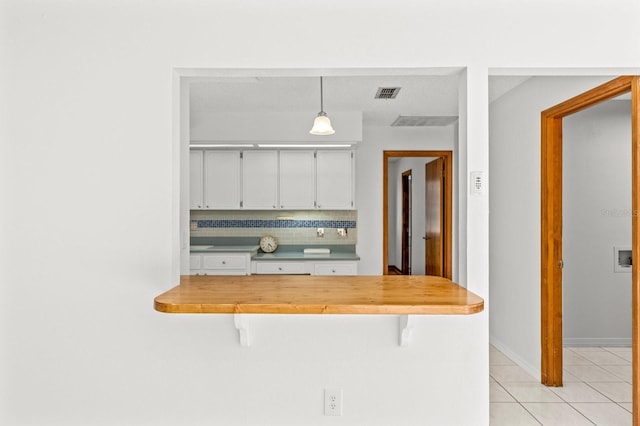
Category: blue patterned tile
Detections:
[{"x1": 196, "y1": 219, "x2": 357, "y2": 229}]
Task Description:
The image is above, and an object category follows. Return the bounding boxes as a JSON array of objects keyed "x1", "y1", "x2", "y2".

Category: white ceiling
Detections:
[{"x1": 189, "y1": 73, "x2": 531, "y2": 127}]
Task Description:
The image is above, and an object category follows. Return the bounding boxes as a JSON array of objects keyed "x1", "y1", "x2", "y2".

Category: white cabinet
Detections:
[
  {"x1": 316, "y1": 150, "x2": 354, "y2": 209},
  {"x1": 242, "y1": 150, "x2": 279, "y2": 209},
  {"x1": 279, "y1": 150, "x2": 316, "y2": 209},
  {"x1": 191, "y1": 252, "x2": 252, "y2": 275},
  {"x1": 189, "y1": 150, "x2": 204, "y2": 209},
  {"x1": 313, "y1": 261, "x2": 358, "y2": 276},
  {"x1": 190, "y1": 149, "x2": 355, "y2": 211},
  {"x1": 204, "y1": 150, "x2": 242, "y2": 209},
  {"x1": 252, "y1": 260, "x2": 358, "y2": 276}
]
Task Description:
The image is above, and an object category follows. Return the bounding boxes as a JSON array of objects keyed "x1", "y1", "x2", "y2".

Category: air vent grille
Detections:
[
  {"x1": 391, "y1": 115, "x2": 458, "y2": 127},
  {"x1": 375, "y1": 87, "x2": 401, "y2": 99}
]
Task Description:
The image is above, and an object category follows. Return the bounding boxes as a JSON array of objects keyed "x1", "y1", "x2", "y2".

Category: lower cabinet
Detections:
[
  {"x1": 313, "y1": 262, "x2": 358, "y2": 276},
  {"x1": 190, "y1": 253, "x2": 252, "y2": 276},
  {"x1": 251, "y1": 260, "x2": 358, "y2": 276}
]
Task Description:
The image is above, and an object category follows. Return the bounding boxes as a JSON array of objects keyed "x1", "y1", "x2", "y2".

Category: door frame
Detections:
[
  {"x1": 541, "y1": 76, "x2": 640, "y2": 420},
  {"x1": 383, "y1": 150, "x2": 453, "y2": 278}
]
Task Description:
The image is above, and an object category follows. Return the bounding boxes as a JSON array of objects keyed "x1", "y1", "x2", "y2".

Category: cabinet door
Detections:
[
  {"x1": 204, "y1": 150, "x2": 241, "y2": 209},
  {"x1": 242, "y1": 150, "x2": 278, "y2": 209},
  {"x1": 316, "y1": 150, "x2": 354, "y2": 209},
  {"x1": 189, "y1": 254, "x2": 202, "y2": 274},
  {"x1": 189, "y1": 150, "x2": 204, "y2": 209},
  {"x1": 279, "y1": 150, "x2": 316, "y2": 209}
]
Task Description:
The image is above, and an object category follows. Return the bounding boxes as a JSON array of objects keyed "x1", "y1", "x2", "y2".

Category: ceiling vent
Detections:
[
  {"x1": 375, "y1": 87, "x2": 401, "y2": 99},
  {"x1": 391, "y1": 115, "x2": 458, "y2": 127}
]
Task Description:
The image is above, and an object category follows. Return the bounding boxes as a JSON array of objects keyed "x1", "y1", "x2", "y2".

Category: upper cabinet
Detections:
[
  {"x1": 189, "y1": 149, "x2": 355, "y2": 210},
  {"x1": 189, "y1": 150, "x2": 204, "y2": 209},
  {"x1": 203, "y1": 150, "x2": 242, "y2": 209},
  {"x1": 316, "y1": 150, "x2": 354, "y2": 210},
  {"x1": 242, "y1": 151, "x2": 279, "y2": 209},
  {"x1": 279, "y1": 150, "x2": 316, "y2": 209}
]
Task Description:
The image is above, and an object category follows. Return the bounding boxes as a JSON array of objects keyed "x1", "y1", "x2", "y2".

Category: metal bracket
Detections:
[
  {"x1": 234, "y1": 314, "x2": 250, "y2": 347},
  {"x1": 399, "y1": 315, "x2": 415, "y2": 347}
]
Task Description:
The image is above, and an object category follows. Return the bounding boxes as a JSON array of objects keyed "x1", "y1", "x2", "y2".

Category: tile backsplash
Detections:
[{"x1": 190, "y1": 210, "x2": 357, "y2": 245}]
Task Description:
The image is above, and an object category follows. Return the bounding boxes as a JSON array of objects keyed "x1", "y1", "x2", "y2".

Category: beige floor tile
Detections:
[
  {"x1": 562, "y1": 369, "x2": 582, "y2": 383},
  {"x1": 564, "y1": 364, "x2": 625, "y2": 382},
  {"x1": 571, "y1": 402, "x2": 632, "y2": 426},
  {"x1": 500, "y1": 382, "x2": 564, "y2": 403},
  {"x1": 563, "y1": 350, "x2": 594, "y2": 366},
  {"x1": 522, "y1": 403, "x2": 593, "y2": 425},
  {"x1": 601, "y1": 364, "x2": 632, "y2": 383},
  {"x1": 603, "y1": 347, "x2": 632, "y2": 362},
  {"x1": 587, "y1": 382, "x2": 632, "y2": 403},
  {"x1": 618, "y1": 402, "x2": 633, "y2": 413},
  {"x1": 578, "y1": 350, "x2": 630, "y2": 366},
  {"x1": 490, "y1": 382, "x2": 516, "y2": 402},
  {"x1": 548, "y1": 382, "x2": 610, "y2": 403},
  {"x1": 490, "y1": 350, "x2": 516, "y2": 366},
  {"x1": 490, "y1": 403, "x2": 540, "y2": 426},
  {"x1": 490, "y1": 365, "x2": 538, "y2": 383}
]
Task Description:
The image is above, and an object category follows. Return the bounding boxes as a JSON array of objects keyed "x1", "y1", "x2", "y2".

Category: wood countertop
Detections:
[{"x1": 154, "y1": 275, "x2": 484, "y2": 315}]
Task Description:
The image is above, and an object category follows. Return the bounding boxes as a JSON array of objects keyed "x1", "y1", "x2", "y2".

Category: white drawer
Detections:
[
  {"x1": 313, "y1": 262, "x2": 357, "y2": 276},
  {"x1": 202, "y1": 254, "x2": 248, "y2": 270},
  {"x1": 255, "y1": 262, "x2": 307, "y2": 275}
]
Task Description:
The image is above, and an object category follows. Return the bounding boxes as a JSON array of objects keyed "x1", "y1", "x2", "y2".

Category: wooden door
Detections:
[
  {"x1": 401, "y1": 170, "x2": 412, "y2": 274},
  {"x1": 425, "y1": 157, "x2": 445, "y2": 276}
]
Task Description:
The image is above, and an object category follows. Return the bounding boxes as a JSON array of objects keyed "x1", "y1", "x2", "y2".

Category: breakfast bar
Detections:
[{"x1": 154, "y1": 275, "x2": 484, "y2": 315}]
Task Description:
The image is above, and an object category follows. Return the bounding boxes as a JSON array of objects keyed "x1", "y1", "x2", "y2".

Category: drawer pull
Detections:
[{"x1": 222, "y1": 261, "x2": 226, "y2": 265}]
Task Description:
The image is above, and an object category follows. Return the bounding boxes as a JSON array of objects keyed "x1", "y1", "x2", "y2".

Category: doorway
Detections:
[
  {"x1": 401, "y1": 170, "x2": 412, "y2": 275},
  {"x1": 383, "y1": 150, "x2": 453, "y2": 278},
  {"x1": 540, "y1": 76, "x2": 639, "y2": 420}
]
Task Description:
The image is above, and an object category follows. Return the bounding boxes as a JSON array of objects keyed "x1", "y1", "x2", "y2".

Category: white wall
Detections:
[
  {"x1": 488, "y1": 76, "x2": 624, "y2": 376},
  {"x1": 3, "y1": 0, "x2": 640, "y2": 424},
  {"x1": 563, "y1": 100, "x2": 632, "y2": 346}
]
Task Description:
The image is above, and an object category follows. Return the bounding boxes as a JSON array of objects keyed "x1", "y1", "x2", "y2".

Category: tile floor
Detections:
[{"x1": 490, "y1": 345, "x2": 632, "y2": 425}]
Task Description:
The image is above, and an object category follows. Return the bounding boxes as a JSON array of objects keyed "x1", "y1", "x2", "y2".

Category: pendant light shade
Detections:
[{"x1": 310, "y1": 77, "x2": 335, "y2": 135}]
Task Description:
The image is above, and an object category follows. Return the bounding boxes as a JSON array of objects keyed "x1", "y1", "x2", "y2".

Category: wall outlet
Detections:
[
  {"x1": 337, "y1": 228, "x2": 348, "y2": 237},
  {"x1": 324, "y1": 388, "x2": 343, "y2": 416},
  {"x1": 317, "y1": 228, "x2": 325, "y2": 238}
]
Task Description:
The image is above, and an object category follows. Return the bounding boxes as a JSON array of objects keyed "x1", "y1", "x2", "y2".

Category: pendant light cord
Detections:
[{"x1": 320, "y1": 76, "x2": 324, "y2": 113}]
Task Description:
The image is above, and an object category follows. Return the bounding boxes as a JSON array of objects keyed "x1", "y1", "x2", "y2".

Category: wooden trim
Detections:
[
  {"x1": 541, "y1": 77, "x2": 638, "y2": 425},
  {"x1": 383, "y1": 151, "x2": 453, "y2": 279},
  {"x1": 388, "y1": 265, "x2": 403, "y2": 275},
  {"x1": 632, "y1": 76, "x2": 640, "y2": 423}
]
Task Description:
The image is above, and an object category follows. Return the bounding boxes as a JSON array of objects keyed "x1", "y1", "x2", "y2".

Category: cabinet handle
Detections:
[
  {"x1": 318, "y1": 204, "x2": 322, "y2": 209},
  {"x1": 273, "y1": 205, "x2": 276, "y2": 209},
  {"x1": 222, "y1": 261, "x2": 226, "y2": 265},
  {"x1": 332, "y1": 269, "x2": 336, "y2": 273},
  {"x1": 278, "y1": 267, "x2": 282, "y2": 271}
]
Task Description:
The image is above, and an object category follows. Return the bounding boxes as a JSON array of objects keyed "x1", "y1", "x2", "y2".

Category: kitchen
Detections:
[{"x1": 182, "y1": 72, "x2": 463, "y2": 277}]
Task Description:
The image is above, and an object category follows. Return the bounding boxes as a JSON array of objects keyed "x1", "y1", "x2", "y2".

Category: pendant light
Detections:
[{"x1": 309, "y1": 76, "x2": 335, "y2": 135}]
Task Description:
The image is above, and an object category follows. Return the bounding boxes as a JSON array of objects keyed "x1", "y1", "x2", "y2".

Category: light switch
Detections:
[{"x1": 470, "y1": 171, "x2": 486, "y2": 196}]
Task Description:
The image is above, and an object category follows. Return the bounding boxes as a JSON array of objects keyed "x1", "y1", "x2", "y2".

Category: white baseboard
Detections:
[
  {"x1": 564, "y1": 337, "x2": 631, "y2": 347},
  {"x1": 489, "y1": 335, "x2": 541, "y2": 381}
]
